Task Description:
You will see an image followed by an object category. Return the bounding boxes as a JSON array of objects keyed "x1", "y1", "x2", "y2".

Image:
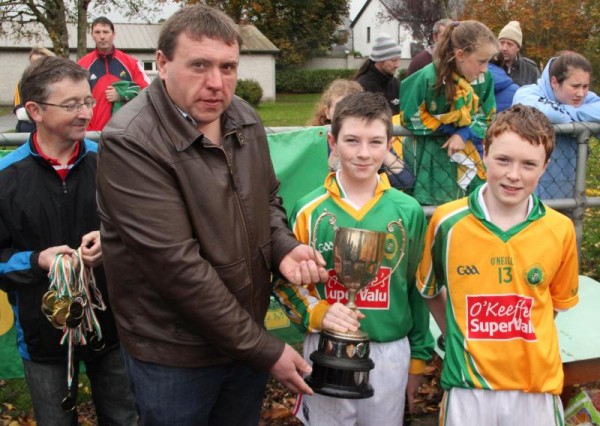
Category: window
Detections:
[{"x1": 143, "y1": 61, "x2": 156, "y2": 72}]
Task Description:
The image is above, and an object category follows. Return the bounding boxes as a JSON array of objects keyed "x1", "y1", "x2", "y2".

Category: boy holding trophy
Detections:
[
  {"x1": 274, "y1": 92, "x2": 432, "y2": 425},
  {"x1": 418, "y1": 105, "x2": 579, "y2": 425}
]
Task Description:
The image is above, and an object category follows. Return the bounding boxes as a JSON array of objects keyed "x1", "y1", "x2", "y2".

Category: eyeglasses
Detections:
[{"x1": 36, "y1": 99, "x2": 97, "y2": 113}]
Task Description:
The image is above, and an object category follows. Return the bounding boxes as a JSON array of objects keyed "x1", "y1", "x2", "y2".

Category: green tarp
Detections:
[
  {"x1": 0, "y1": 128, "x2": 330, "y2": 378},
  {"x1": 264, "y1": 127, "x2": 329, "y2": 344}
]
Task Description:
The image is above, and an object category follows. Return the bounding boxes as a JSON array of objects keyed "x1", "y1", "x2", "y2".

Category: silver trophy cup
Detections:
[{"x1": 306, "y1": 211, "x2": 406, "y2": 399}]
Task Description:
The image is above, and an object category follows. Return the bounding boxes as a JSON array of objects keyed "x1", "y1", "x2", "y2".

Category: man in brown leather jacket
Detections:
[{"x1": 96, "y1": 5, "x2": 329, "y2": 425}]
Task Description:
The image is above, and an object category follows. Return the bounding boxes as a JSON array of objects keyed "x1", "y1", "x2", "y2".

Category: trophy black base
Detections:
[{"x1": 305, "y1": 330, "x2": 374, "y2": 399}]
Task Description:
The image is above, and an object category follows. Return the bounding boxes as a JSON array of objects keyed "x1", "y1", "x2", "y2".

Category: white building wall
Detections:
[
  {"x1": 300, "y1": 55, "x2": 365, "y2": 70},
  {"x1": 1, "y1": 51, "x2": 276, "y2": 105},
  {"x1": 238, "y1": 54, "x2": 276, "y2": 101},
  {"x1": 2, "y1": 52, "x2": 30, "y2": 106},
  {"x1": 300, "y1": 54, "x2": 409, "y2": 71},
  {"x1": 352, "y1": 1, "x2": 413, "y2": 60}
]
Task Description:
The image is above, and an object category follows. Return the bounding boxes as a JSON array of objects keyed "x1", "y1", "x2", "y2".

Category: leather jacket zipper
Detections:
[{"x1": 210, "y1": 140, "x2": 255, "y2": 317}]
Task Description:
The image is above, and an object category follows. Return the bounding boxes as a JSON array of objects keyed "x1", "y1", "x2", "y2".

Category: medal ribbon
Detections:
[{"x1": 45, "y1": 248, "x2": 106, "y2": 407}]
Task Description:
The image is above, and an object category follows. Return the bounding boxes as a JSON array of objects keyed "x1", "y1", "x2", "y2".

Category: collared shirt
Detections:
[
  {"x1": 32, "y1": 132, "x2": 80, "y2": 181},
  {"x1": 174, "y1": 104, "x2": 198, "y2": 127}
]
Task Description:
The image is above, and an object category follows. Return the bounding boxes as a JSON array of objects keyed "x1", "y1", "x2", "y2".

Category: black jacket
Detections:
[
  {"x1": 503, "y1": 55, "x2": 540, "y2": 87},
  {"x1": 356, "y1": 60, "x2": 401, "y2": 114},
  {"x1": 0, "y1": 138, "x2": 119, "y2": 362}
]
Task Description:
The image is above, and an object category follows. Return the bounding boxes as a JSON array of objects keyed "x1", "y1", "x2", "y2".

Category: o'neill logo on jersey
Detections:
[
  {"x1": 325, "y1": 268, "x2": 391, "y2": 309},
  {"x1": 466, "y1": 294, "x2": 536, "y2": 341}
]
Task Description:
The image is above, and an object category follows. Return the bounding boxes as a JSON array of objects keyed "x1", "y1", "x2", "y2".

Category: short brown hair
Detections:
[
  {"x1": 20, "y1": 56, "x2": 89, "y2": 104},
  {"x1": 330, "y1": 92, "x2": 392, "y2": 141},
  {"x1": 91, "y1": 16, "x2": 114, "y2": 32},
  {"x1": 484, "y1": 104, "x2": 555, "y2": 162},
  {"x1": 158, "y1": 5, "x2": 242, "y2": 61}
]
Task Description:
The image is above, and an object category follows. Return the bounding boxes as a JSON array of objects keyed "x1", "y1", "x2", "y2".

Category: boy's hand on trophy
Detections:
[{"x1": 322, "y1": 302, "x2": 365, "y2": 333}]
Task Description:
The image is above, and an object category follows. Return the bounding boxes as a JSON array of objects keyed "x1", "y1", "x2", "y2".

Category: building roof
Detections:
[
  {"x1": 351, "y1": 0, "x2": 372, "y2": 27},
  {"x1": 0, "y1": 22, "x2": 278, "y2": 54},
  {"x1": 351, "y1": 0, "x2": 403, "y2": 28}
]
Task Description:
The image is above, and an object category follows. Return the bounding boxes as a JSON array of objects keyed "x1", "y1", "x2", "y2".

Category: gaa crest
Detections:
[
  {"x1": 384, "y1": 233, "x2": 398, "y2": 261},
  {"x1": 524, "y1": 265, "x2": 544, "y2": 287}
]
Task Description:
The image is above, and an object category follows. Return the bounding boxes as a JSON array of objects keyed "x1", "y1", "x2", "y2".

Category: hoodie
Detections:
[{"x1": 512, "y1": 56, "x2": 600, "y2": 123}]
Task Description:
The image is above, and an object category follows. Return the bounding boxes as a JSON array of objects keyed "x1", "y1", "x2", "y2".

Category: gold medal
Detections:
[
  {"x1": 51, "y1": 298, "x2": 70, "y2": 328},
  {"x1": 41, "y1": 291, "x2": 57, "y2": 316}
]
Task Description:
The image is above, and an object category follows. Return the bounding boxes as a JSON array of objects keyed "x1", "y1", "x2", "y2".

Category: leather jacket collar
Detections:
[{"x1": 147, "y1": 78, "x2": 259, "y2": 152}]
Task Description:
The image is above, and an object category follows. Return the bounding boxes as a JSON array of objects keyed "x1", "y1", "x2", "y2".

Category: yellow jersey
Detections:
[{"x1": 418, "y1": 185, "x2": 579, "y2": 395}]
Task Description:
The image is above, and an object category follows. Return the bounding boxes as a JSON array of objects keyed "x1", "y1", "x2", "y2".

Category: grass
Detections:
[{"x1": 257, "y1": 93, "x2": 320, "y2": 127}]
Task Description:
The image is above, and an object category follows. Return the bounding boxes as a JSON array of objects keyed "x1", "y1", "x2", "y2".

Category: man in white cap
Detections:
[
  {"x1": 354, "y1": 34, "x2": 402, "y2": 114},
  {"x1": 498, "y1": 21, "x2": 540, "y2": 86}
]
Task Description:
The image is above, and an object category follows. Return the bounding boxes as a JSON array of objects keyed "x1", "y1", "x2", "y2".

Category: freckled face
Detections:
[{"x1": 483, "y1": 131, "x2": 547, "y2": 211}]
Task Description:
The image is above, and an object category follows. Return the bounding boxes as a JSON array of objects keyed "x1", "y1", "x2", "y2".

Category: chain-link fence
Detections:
[{"x1": 2, "y1": 122, "x2": 599, "y2": 249}]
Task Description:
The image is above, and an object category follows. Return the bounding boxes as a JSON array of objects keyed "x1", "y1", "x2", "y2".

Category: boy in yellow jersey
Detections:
[
  {"x1": 274, "y1": 92, "x2": 432, "y2": 425},
  {"x1": 418, "y1": 105, "x2": 579, "y2": 426}
]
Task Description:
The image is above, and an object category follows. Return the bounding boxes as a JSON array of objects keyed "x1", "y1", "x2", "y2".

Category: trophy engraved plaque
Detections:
[{"x1": 306, "y1": 211, "x2": 406, "y2": 399}]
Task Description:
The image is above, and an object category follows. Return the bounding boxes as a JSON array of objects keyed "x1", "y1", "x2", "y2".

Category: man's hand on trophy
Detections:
[
  {"x1": 279, "y1": 244, "x2": 328, "y2": 285},
  {"x1": 270, "y1": 344, "x2": 315, "y2": 395},
  {"x1": 322, "y1": 302, "x2": 365, "y2": 333}
]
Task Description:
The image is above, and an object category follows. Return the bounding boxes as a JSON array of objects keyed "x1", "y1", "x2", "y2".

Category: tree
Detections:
[
  {"x1": 378, "y1": 0, "x2": 464, "y2": 46},
  {"x1": 189, "y1": 0, "x2": 350, "y2": 67},
  {"x1": 0, "y1": 1, "x2": 71, "y2": 57},
  {"x1": 460, "y1": 0, "x2": 600, "y2": 70},
  {"x1": 0, "y1": 0, "x2": 164, "y2": 59}
]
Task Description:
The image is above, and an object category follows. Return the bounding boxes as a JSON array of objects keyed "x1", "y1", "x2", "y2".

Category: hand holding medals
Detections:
[{"x1": 41, "y1": 247, "x2": 106, "y2": 411}]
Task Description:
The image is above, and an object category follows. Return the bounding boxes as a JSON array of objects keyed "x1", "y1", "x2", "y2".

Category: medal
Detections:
[
  {"x1": 41, "y1": 290, "x2": 57, "y2": 316},
  {"x1": 89, "y1": 334, "x2": 105, "y2": 351},
  {"x1": 42, "y1": 248, "x2": 108, "y2": 414},
  {"x1": 61, "y1": 390, "x2": 76, "y2": 412}
]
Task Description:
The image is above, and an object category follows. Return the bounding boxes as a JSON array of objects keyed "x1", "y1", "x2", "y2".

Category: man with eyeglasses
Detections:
[
  {"x1": 78, "y1": 16, "x2": 150, "y2": 131},
  {"x1": 0, "y1": 56, "x2": 136, "y2": 426}
]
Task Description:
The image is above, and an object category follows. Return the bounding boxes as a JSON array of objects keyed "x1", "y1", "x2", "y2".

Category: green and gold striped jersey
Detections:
[
  {"x1": 274, "y1": 172, "x2": 432, "y2": 366},
  {"x1": 418, "y1": 184, "x2": 579, "y2": 395}
]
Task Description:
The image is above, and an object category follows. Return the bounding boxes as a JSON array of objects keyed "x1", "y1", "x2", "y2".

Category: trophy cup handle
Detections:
[
  {"x1": 385, "y1": 218, "x2": 407, "y2": 276},
  {"x1": 310, "y1": 210, "x2": 338, "y2": 267}
]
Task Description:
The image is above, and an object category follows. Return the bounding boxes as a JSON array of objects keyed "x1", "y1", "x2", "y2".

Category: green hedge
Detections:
[
  {"x1": 236, "y1": 79, "x2": 264, "y2": 107},
  {"x1": 276, "y1": 69, "x2": 356, "y2": 93}
]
